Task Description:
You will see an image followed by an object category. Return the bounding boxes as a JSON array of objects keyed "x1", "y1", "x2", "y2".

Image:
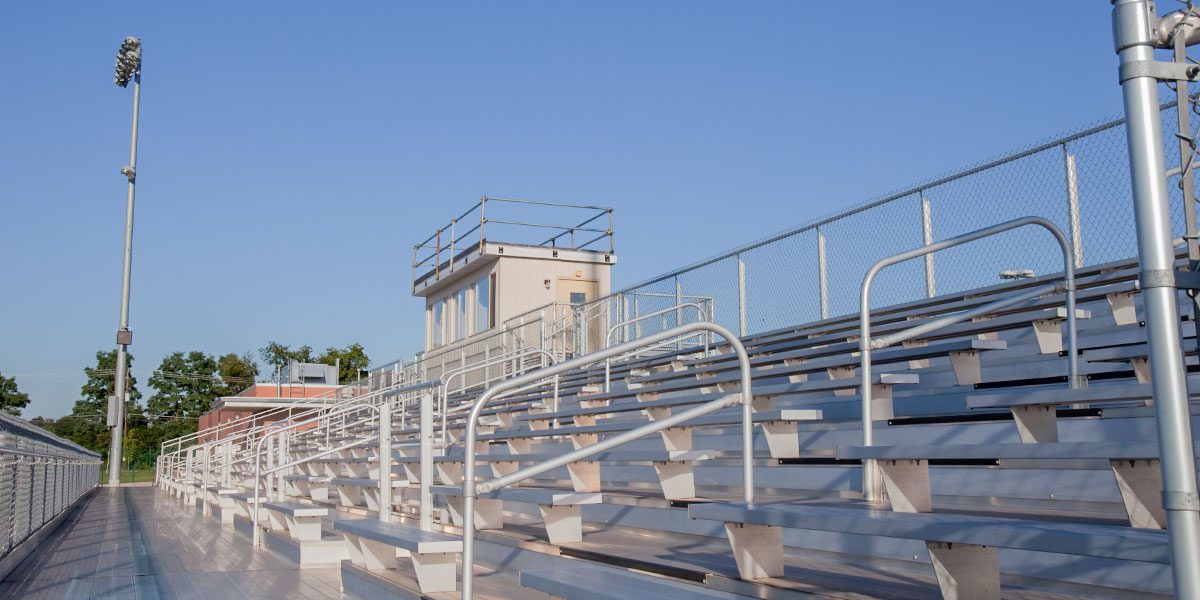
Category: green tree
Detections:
[
  {"x1": 147, "y1": 351, "x2": 220, "y2": 419},
  {"x1": 124, "y1": 411, "x2": 194, "y2": 468},
  {"x1": 0, "y1": 372, "x2": 31, "y2": 416},
  {"x1": 78, "y1": 349, "x2": 141, "y2": 416},
  {"x1": 45, "y1": 413, "x2": 108, "y2": 455},
  {"x1": 316, "y1": 343, "x2": 371, "y2": 384},
  {"x1": 215, "y1": 352, "x2": 259, "y2": 397},
  {"x1": 58, "y1": 350, "x2": 143, "y2": 456},
  {"x1": 257, "y1": 341, "x2": 314, "y2": 376}
]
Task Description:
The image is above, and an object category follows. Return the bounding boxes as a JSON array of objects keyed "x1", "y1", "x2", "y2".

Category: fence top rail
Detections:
[
  {"x1": 606, "y1": 302, "x2": 709, "y2": 347},
  {"x1": 596, "y1": 97, "x2": 1188, "y2": 299},
  {"x1": 0, "y1": 411, "x2": 100, "y2": 459},
  {"x1": 0, "y1": 443, "x2": 102, "y2": 462}
]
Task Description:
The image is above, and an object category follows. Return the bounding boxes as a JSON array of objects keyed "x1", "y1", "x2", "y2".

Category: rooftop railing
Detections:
[{"x1": 411, "y1": 197, "x2": 614, "y2": 290}]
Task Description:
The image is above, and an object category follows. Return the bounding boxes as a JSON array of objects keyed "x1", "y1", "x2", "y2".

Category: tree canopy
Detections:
[
  {"x1": 257, "y1": 342, "x2": 314, "y2": 374},
  {"x1": 216, "y1": 352, "x2": 259, "y2": 397},
  {"x1": 29, "y1": 341, "x2": 369, "y2": 469},
  {"x1": 78, "y1": 349, "x2": 141, "y2": 417},
  {"x1": 316, "y1": 343, "x2": 371, "y2": 384},
  {"x1": 147, "y1": 351, "x2": 221, "y2": 419},
  {"x1": 258, "y1": 341, "x2": 370, "y2": 385},
  {"x1": 0, "y1": 372, "x2": 30, "y2": 416}
]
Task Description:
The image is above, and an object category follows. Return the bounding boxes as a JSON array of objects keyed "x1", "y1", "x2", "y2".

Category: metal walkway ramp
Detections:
[{"x1": 0, "y1": 487, "x2": 346, "y2": 600}]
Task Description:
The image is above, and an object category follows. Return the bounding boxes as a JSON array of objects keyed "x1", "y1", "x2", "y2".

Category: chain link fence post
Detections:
[
  {"x1": 920, "y1": 191, "x2": 936, "y2": 297},
  {"x1": 1063, "y1": 144, "x2": 1085, "y2": 268},
  {"x1": 816, "y1": 228, "x2": 829, "y2": 319},
  {"x1": 737, "y1": 254, "x2": 747, "y2": 336}
]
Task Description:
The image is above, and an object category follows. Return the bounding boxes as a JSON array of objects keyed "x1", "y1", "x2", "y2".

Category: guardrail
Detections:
[{"x1": 0, "y1": 412, "x2": 101, "y2": 569}]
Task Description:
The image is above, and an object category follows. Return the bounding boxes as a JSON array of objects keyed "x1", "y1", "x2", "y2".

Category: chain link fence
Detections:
[
  {"x1": 608, "y1": 98, "x2": 1194, "y2": 339},
  {"x1": 367, "y1": 98, "x2": 1193, "y2": 391}
]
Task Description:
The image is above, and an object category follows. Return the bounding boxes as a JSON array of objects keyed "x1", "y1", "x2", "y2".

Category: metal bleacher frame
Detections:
[{"x1": 146, "y1": 3, "x2": 1200, "y2": 598}]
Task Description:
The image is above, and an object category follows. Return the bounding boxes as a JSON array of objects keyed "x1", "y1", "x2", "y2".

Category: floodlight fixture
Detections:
[{"x1": 114, "y1": 36, "x2": 141, "y2": 88}]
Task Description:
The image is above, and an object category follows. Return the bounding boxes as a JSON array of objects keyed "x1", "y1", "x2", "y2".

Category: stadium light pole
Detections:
[
  {"x1": 107, "y1": 36, "x2": 142, "y2": 486},
  {"x1": 1112, "y1": 1, "x2": 1200, "y2": 597}
]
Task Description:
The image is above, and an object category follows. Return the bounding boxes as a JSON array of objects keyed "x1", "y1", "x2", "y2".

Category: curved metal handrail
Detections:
[
  {"x1": 603, "y1": 302, "x2": 710, "y2": 392},
  {"x1": 459, "y1": 321, "x2": 754, "y2": 599},
  {"x1": 163, "y1": 378, "x2": 420, "y2": 486},
  {"x1": 247, "y1": 379, "x2": 441, "y2": 545},
  {"x1": 249, "y1": 400, "x2": 381, "y2": 545},
  {"x1": 858, "y1": 216, "x2": 1077, "y2": 501},
  {"x1": 438, "y1": 347, "x2": 558, "y2": 442}
]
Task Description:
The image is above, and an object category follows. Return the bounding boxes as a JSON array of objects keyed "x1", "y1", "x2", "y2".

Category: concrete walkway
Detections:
[{"x1": 0, "y1": 487, "x2": 345, "y2": 599}]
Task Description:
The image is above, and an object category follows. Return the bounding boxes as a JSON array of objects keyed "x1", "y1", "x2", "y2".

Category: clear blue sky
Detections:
[{"x1": 0, "y1": 2, "x2": 1127, "y2": 418}]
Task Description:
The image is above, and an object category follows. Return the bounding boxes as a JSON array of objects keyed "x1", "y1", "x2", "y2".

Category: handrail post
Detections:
[
  {"x1": 419, "y1": 390, "x2": 434, "y2": 530},
  {"x1": 378, "y1": 398, "x2": 392, "y2": 523}
]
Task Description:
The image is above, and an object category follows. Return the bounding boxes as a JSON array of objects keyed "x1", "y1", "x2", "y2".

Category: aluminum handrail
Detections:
[
  {"x1": 437, "y1": 347, "x2": 558, "y2": 442},
  {"x1": 604, "y1": 302, "x2": 710, "y2": 392},
  {"x1": 858, "y1": 216, "x2": 1077, "y2": 502},
  {"x1": 163, "y1": 386, "x2": 349, "y2": 448},
  {"x1": 249, "y1": 402, "x2": 380, "y2": 545},
  {"x1": 166, "y1": 378, "x2": 422, "y2": 479},
  {"x1": 247, "y1": 379, "x2": 439, "y2": 545},
  {"x1": 459, "y1": 321, "x2": 753, "y2": 599},
  {"x1": 161, "y1": 378, "x2": 371, "y2": 454}
]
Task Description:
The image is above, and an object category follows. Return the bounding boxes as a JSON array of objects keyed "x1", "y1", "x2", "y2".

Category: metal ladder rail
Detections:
[{"x1": 858, "y1": 215, "x2": 1078, "y2": 502}]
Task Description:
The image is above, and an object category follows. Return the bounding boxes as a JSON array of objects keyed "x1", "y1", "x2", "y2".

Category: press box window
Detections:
[{"x1": 474, "y1": 274, "x2": 493, "y2": 334}]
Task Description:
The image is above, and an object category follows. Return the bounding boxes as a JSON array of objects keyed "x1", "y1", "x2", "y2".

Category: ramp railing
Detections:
[{"x1": 0, "y1": 412, "x2": 101, "y2": 574}]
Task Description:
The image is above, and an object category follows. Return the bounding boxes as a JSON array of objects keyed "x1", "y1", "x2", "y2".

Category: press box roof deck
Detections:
[{"x1": 412, "y1": 197, "x2": 616, "y2": 352}]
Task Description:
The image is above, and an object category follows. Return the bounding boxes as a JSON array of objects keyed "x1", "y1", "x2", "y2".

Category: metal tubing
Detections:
[
  {"x1": 419, "y1": 390, "x2": 434, "y2": 530},
  {"x1": 460, "y1": 321, "x2": 752, "y2": 599},
  {"x1": 1174, "y1": 27, "x2": 1200, "y2": 359},
  {"x1": 737, "y1": 255, "x2": 748, "y2": 336},
  {"x1": 920, "y1": 192, "x2": 936, "y2": 298},
  {"x1": 439, "y1": 347, "x2": 556, "y2": 442},
  {"x1": 858, "y1": 216, "x2": 1077, "y2": 502},
  {"x1": 817, "y1": 228, "x2": 830, "y2": 319},
  {"x1": 1064, "y1": 146, "x2": 1085, "y2": 268},
  {"x1": 108, "y1": 64, "x2": 141, "y2": 486},
  {"x1": 250, "y1": 401, "x2": 383, "y2": 545},
  {"x1": 479, "y1": 393, "x2": 739, "y2": 493},
  {"x1": 675, "y1": 277, "x2": 683, "y2": 334},
  {"x1": 1113, "y1": 3, "x2": 1200, "y2": 595},
  {"x1": 378, "y1": 398, "x2": 392, "y2": 523},
  {"x1": 603, "y1": 302, "x2": 708, "y2": 392},
  {"x1": 872, "y1": 282, "x2": 1062, "y2": 349}
]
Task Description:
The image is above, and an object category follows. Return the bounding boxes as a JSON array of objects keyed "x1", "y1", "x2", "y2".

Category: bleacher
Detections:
[{"x1": 153, "y1": 245, "x2": 1199, "y2": 599}]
